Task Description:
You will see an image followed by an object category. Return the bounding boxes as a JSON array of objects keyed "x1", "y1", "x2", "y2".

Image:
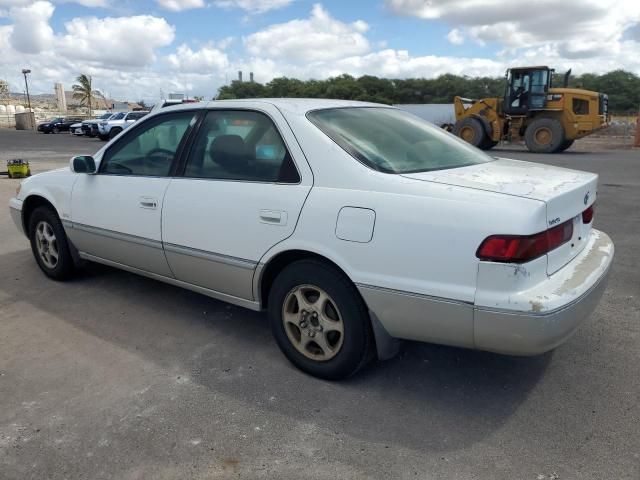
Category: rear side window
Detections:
[
  {"x1": 308, "y1": 107, "x2": 493, "y2": 174},
  {"x1": 183, "y1": 110, "x2": 299, "y2": 183},
  {"x1": 100, "y1": 112, "x2": 195, "y2": 177}
]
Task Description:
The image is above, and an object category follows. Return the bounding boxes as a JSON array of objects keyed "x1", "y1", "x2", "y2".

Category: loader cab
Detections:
[{"x1": 503, "y1": 66, "x2": 553, "y2": 116}]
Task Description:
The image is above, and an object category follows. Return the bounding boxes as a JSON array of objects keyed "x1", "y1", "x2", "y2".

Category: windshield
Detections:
[
  {"x1": 307, "y1": 107, "x2": 493, "y2": 174},
  {"x1": 99, "y1": 113, "x2": 112, "y2": 119}
]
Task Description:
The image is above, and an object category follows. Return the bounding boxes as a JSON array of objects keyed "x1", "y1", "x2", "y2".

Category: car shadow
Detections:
[{"x1": 0, "y1": 250, "x2": 551, "y2": 454}]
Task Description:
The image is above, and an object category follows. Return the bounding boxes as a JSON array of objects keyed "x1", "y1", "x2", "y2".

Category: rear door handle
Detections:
[
  {"x1": 260, "y1": 209, "x2": 287, "y2": 226},
  {"x1": 139, "y1": 196, "x2": 158, "y2": 209}
]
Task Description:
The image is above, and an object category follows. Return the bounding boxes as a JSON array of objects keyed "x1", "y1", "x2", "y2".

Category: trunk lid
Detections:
[{"x1": 402, "y1": 158, "x2": 598, "y2": 274}]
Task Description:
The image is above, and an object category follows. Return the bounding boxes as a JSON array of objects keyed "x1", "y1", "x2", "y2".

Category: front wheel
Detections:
[
  {"x1": 453, "y1": 117, "x2": 489, "y2": 149},
  {"x1": 268, "y1": 260, "x2": 374, "y2": 380},
  {"x1": 28, "y1": 206, "x2": 75, "y2": 280},
  {"x1": 556, "y1": 139, "x2": 575, "y2": 152},
  {"x1": 52, "y1": 126, "x2": 60, "y2": 134}
]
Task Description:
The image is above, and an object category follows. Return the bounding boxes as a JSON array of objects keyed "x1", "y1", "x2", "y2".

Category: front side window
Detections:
[
  {"x1": 111, "y1": 112, "x2": 126, "y2": 121},
  {"x1": 307, "y1": 107, "x2": 493, "y2": 174},
  {"x1": 183, "y1": 110, "x2": 299, "y2": 183},
  {"x1": 100, "y1": 112, "x2": 195, "y2": 176}
]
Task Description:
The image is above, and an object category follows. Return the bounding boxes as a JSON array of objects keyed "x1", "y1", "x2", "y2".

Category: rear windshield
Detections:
[{"x1": 307, "y1": 107, "x2": 493, "y2": 174}]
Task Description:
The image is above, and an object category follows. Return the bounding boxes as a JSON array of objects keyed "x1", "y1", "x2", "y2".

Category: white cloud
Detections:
[
  {"x1": 214, "y1": 0, "x2": 293, "y2": 14},
  {"x1": 7, "y1": 0, "x2": 54, "y2": 54},
  {"x1": 446, "y1": 28, "x2": 463, "y2": 45},
  {"x1": 386, "y1": 0, "x2": 640, "y2": 58},
  {"x1": 0, "y1": 0, "x2": 33, "y2": 6},
  {"x1": 156, "y1": 0, "x2": 205, "y2": 11},
  {"x1": 166, "y1": 44, "x2": 229, "y2": 72},
  {"x1": 57, "y1": 15, "x2": 175, "y2": 67},
  {"x1": 59, "y1": 0, "x2": 109, "y2": 6},
  {"x1": 244, "y1": 3, "x2": 369, "y2": 62}
]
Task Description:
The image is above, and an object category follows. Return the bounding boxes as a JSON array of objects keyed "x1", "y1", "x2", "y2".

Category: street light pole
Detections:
[{"x1": 21, "y1": 68, "x2": 32, "y2": 129}]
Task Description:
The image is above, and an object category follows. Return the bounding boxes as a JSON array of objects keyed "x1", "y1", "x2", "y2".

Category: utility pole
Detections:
[{"x1": 21, "y1": 68, "x2": 32, "y2": 129}]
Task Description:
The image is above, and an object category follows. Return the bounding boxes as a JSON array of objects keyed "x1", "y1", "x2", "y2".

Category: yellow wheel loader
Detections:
[{"x1": 452, "y1": 66, "x2": 610, "y2": 153}]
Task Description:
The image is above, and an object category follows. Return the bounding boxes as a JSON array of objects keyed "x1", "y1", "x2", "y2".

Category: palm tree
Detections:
[{"x1": 72, "y1": 74, "x2": 93, "y2": 116}]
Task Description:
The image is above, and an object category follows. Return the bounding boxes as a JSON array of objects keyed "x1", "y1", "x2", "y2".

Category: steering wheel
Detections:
[{"x1": 146, "y1": 148, "x2": 174, "y2": 162}]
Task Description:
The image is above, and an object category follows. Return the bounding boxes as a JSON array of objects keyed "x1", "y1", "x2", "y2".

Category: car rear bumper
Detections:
[
  {"x1": 359, "y1": 229, "x2": 614, "y2": 357},
  {"x1": 9, "y1": 198, "x2": 23, "y2": 235},
  {"x1": 474, "y1": 229, "x2": 614, "y2": 355}
]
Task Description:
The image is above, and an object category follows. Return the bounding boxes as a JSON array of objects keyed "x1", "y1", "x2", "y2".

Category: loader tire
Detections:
[
  {"x1": 525, "y1": 118, "x2": 565, "y2": 153},
  {"x1": 556, "y1": 139, "x2": 575, "y2": 152},
  {"x1": 453, "y1": 117, "x2": 488, "y2": 149}
]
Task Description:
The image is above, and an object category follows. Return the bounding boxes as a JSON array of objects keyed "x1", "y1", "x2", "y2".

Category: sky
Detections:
[{"x1": 1, "y1": 0, "x2": 639, "y2": 102}]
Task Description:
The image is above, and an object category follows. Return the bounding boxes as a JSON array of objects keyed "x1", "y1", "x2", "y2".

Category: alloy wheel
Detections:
[
  {"x1": 35, "y1": 220, "x2": 59, "y2": 269},
  {"x1": 282, "y1": 285, "x2": 345, "y2": 361}
]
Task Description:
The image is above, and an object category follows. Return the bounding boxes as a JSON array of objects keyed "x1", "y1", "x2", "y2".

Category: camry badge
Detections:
[{"x1": 584, "y1": 191, "x2": 590, "y2": 205}]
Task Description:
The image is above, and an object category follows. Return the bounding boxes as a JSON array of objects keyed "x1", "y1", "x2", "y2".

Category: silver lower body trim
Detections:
[
  {"x1": 79, "y1": 252, "x2": 261, "y2": 311},
  {"x1": 10, "y1": 206, "x2": 23, "y2": 235},
  {"x1": 356, "y1": 283, "x2": 475, "y2": 349}
]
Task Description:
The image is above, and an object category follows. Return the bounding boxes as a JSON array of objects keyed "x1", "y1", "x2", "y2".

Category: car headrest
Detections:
[{"x1": 210, "y1": 134, "x2": 250, "y2": 170}]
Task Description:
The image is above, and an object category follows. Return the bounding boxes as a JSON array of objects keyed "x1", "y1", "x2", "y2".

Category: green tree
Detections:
[
  {"x1": 212, "y1": 70, "x2": 640, "y2": 114},
  {"x1": 72, "y1": 74, "x2": 94, "y2": 116}
]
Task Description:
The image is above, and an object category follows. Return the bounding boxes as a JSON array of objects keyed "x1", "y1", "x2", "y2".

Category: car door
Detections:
[
  {"x1": 68, "y1": 110, "x2": 198, "y2": 276},
  {"x1": 161, "y1": 105, "x2": 312, "y2": 300}
]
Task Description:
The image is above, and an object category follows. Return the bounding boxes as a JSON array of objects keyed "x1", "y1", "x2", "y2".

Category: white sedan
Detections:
[
  {"x1": 8, "y1": 99, "x2": 614, "y2": 379},
  {"x1": 69, "y1": 122, "x2": 84, "y2": 136}
]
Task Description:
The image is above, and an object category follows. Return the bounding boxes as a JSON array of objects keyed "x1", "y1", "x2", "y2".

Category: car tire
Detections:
[
  {"x1": 52, "y1": 126, "x2": 60, "y2": 134},
  {"x1": 453, "y1": 117, "x2": 489, "y2": 148},
  {"x1": 524, "y1": 117, "x2": 565, "y2": 153},
  {"x1": 28, "y1": 206, "x2": 75, "y2": 281},
  {"x1": 109, "y1": 128, "x2": 122, "y2": 140},
  {"x1": 556, "y1": 139, "x2": 575, "y2": 152},
  {"x1": 268, "y1": 259, "x2": 374, "y2": 380}
]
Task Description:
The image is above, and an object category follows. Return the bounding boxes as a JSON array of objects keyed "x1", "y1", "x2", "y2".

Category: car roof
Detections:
[{"x1": 157, "y1": 98, "x2": 393, "y2": 116}]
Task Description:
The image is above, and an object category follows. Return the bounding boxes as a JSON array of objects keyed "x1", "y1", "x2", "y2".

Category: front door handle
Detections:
[
  {"x1": 139, "y1": 196, "x2": 158, "y2": 209},
  {"x1": 260, "y1": 209, "x2": 287, "y2": 226}
]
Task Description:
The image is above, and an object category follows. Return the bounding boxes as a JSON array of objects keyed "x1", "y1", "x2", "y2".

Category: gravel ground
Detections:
[{"x1": 0, "y1": 129, "x2": 639, "y2": 479}]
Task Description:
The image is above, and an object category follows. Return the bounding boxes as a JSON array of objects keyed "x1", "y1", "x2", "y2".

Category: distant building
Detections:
[{"x1": 54, "y1": 82, "x2": 67, "y2": 112}]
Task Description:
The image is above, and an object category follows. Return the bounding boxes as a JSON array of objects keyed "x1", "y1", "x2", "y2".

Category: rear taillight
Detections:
[
  {"x1": 582, "y1": 204, "x2": 595, "y2": 224},
  {"x1": 477, "y1": 220, "x2": 573, "y2": 263}
]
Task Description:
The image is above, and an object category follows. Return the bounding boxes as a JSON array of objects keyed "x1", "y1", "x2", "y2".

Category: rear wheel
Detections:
[
  {"x1": 453, "y1": 117, "x2": 489, "y2": 149},
  {"x1": 52, "y1": 126, "x2": 60, "y2": 134},
  {"x1": 524, "y1": 118, "x2": 565, "y2": 153},
  {"x1": 109, "y1": 127, "x2": 122, "y2": 140},
  {"x1": 268, "y1": 260, "x2": 374, "y2": 380},
  {"x1": 28, "y1": 206, "x2": 75, "y2": 280}
]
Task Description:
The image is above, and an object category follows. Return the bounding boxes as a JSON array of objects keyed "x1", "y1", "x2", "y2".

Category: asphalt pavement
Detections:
[{"x1": 0, "y1": 129, "x2": 638, "y2": 479}]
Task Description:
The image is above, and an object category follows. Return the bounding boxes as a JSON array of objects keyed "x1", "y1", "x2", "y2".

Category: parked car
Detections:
[
  {"x1": 81, "y1": 113, "x2": 115, "y2": 137},
  {"x1": 150, "y1": 98, "x2": 200, "y2": 114},
  {"x1": 9, "y1": 99, "x2": 614, "y2": 380},
  {"x1": 97, "y1": 111, "x2": 148, "y2": 140},
  {"x1": 69, "y1": 122, "x2": 84, "y2": 136},
  {"x1": 37, "y1": 117, "x2": 84, "y2": 134}
]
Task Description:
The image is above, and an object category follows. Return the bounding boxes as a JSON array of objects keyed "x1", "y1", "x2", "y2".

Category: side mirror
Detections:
[{"x1": 70, "y1": 155, "x2": 96, "y2": 174}]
